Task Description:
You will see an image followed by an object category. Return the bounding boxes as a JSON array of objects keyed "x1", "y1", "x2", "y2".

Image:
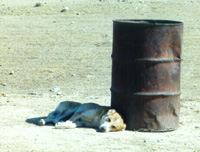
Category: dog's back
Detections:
[{"x1": 55, "y1": 101, "x2": 82, "y2": 114}]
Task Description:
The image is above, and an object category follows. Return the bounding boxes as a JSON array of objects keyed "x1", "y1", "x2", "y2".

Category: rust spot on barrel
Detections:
[{"x1": 111, "y1": 20, "x2": 183, "y2": 131}]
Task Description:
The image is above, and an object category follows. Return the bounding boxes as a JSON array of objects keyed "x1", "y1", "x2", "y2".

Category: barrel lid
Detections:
[{"x1": 113, "y1": 19, "x2": 183, "y2": 26}]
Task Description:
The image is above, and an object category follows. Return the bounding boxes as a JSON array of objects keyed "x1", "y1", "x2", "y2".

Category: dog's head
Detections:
[{"x1": 99, "y1": 109, "x2": 126, "y2": 132}]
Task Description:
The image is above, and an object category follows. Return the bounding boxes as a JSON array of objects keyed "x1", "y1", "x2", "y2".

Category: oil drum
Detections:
[{"x1": 111, "y1": 20, "x2": 183, "y2": 131}]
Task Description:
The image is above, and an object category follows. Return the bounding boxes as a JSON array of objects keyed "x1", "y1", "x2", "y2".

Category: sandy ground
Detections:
[{"x1": 1, "y1": 0, "x2": 200, "y2": 151}]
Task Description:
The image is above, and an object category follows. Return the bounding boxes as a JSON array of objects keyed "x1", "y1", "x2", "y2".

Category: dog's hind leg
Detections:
[
  {"x1": 39, "y1": 118, "x2": 55, "y2": 126},
  {"x1": 39, "y1": 111, "x2": 60, "y2": 126}
]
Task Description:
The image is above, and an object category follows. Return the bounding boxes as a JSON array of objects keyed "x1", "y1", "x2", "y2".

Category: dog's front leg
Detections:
[
  {"x1": 55, "y1": 121, "x2": 76, "y2": 129},
  {"x1": 39, "y1": 111, "x2": 59, "y2": 126},
  {"x1": 52, "y1": 110, "x2": 75, "y2": 124},
  {"x1": 55, "y1": 120, "x2": 83, "y2": 129},
  {"x1": 55, "y1": 112, "x2": 83, "y2": 129}
]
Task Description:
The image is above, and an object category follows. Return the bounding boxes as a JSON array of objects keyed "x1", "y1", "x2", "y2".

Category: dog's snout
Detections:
[{"x1": 99, "y1": 127, "x2": 106, "y2": 132}]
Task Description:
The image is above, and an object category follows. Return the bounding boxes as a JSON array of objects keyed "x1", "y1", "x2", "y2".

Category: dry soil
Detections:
[{"x1": 0, "y1": 0, "x2": 200, "y2": 152}]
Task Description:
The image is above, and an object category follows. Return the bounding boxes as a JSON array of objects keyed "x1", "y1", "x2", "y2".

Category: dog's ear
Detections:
[
  {"x1": 107, "y1": 109, "x2": 116, "y2": 114},
  {"x1": 122, "y1": 124, "x2": 126, "y2": 131}
]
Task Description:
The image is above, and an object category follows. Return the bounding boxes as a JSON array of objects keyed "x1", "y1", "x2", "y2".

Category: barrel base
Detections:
[
  {"x1": 138, "y1": 128, "x2": 176, "y2": 132},
  {"x1": 111, "y1": 92, "x2": 180, "y2": 132}
]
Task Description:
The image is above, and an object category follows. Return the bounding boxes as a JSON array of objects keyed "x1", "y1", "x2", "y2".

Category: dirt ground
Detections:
[{"x1": 1, "y1": 0, "x2": 200, "y2": 151}]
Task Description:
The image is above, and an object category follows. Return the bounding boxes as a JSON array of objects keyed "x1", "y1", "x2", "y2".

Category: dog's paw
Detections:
[
  {"x1": 52, "y1": 119, "x2": 59, "y2": 124},
  {"x1": 55, "y1": 121, "x2": 76, "y2": 129},
  {"x1": 39, "y1": 119, "x2": 45, "y2": 126}
]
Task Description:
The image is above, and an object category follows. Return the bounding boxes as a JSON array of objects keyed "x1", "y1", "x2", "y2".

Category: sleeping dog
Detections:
[{"x1": 39, "y1": 101, "x2": 126, "y2": 132}]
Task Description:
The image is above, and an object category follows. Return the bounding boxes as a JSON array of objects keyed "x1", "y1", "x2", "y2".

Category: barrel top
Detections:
[{"x1": 113, "y1": 19, "x2": 183, "y2": 26}]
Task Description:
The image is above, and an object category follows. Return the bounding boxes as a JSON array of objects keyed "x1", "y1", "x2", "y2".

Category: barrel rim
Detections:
[{"x1": 113, "y1": 19, "x2": 183, "y2": 26}]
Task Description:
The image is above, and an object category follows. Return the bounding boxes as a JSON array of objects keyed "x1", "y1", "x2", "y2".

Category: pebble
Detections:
[
  {"x1": 89, "y1": 96, "x2": 95, "y2": 99},
  {"x1": 48, "y1": 70, "x2": 55, "y2": 73},
  {"x1": 1, "y1": 83, "x2": 7, "y2": 86},
  {"x1": 50, "y1": 86, "x2": 60, "y2": 92},
  {"x1": 61, "y1": 7, "x2": 69, "y2": 12},
  {"x1": 35, "y1": 2, "x2": 42, "y2": 7},
  {"x1": 195, "y1": 125, "x2": 200, "y2": 129},
  {"x1": 1, "y1": 93, "x2": 6, "y2": 97},
  {"x1": 28, "y1": 92, "x2": 38, "y2": 95},
  {"x1": 71, "y1": 73, "x2": 76, "y2": 76},
  {"x1": 9, "y1": 71, "x2": 14, "y2": 75},
  {"x1": 57, "y1": 92, "x2": 62, "y2": 95}
]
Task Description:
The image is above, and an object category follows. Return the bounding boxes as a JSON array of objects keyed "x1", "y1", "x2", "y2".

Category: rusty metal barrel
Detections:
[{"x1": 111, "y1": 20, "x2": 183, "y2": 131}]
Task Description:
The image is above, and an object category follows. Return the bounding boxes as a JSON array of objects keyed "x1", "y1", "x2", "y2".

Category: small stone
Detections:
[
  {"x1": 61, "y1": 7, "x2": 69, "y2": 12},
  {"x1": 89, "y1": 96, "x2": 94, "y2": 99},
  {"x1": 50, "y1": 86, "x2": 60, "y2": 92},
  {"x1": 76, "y1": 12, "x2": 80, "y2": 15},
  {"x1": 35, "y1": 3, "x2": 42, "y2": 7},
  {"x1": 1, "y1": 83, "x2": 7, "y2": 86},
  {"x1": 28, "y1": 92, "x2": 38, "y2": 95},
  {"x1": 48, "y1": 70, "x2": 55, "y2": 73},
  {"x1": 9, "y1": 71, "x2": 14, "y2": 75},
  {"x1": 1, "y1": 93, "x2": 6, "y2": 97},
  {"x1": 57, "y1": 92, "x2": 62, "y2": 95},
  {"x1": 195, "y1": 125, "x2": 200, "y2": 129}
]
